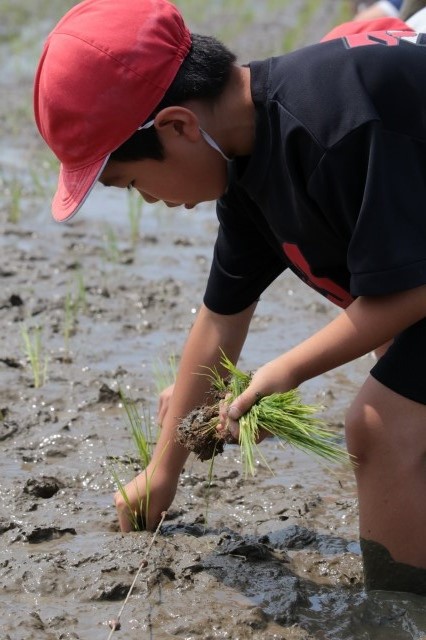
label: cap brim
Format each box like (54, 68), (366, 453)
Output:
(52, 155), (110, 222)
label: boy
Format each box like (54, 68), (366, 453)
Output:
(34, 0), (426, 593)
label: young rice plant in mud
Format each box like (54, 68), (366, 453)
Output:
(111, 391), (170, 531)
(110, 390), (156, 531)
(20, 324), (48, 388)
(153, 353), (178, 397)
(126, 187), (143, 246)
(111, 357), (177, 530)
(177, 353), (350, 476)
(103, 224), (120, 263)
(7, 178), (23, 224)
(63, 271), (87, 353)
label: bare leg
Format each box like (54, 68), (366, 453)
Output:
(373, 339), (393, 360)
(345, 375), (426, 592)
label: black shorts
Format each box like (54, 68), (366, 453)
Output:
(370, 317), (426, 405)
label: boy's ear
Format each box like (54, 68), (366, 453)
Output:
(153, 106), (201, 141)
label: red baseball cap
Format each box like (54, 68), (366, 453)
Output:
(34, 0), (191, 222)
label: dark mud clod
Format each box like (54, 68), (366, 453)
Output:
(176, 404), (225, 461)
(23, 476), (64, 499)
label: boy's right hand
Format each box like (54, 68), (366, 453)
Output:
(157, 383), (175, 426)
(114, 462), (179, 532)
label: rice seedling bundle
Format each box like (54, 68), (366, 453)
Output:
(177, 354), (350, 475)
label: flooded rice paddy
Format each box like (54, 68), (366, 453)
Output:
(1, 1), (426, 638)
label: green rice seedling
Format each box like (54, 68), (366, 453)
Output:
(103, 225), (120, 263)
(63, 291), (73, 353)
(120, 389), (154, 470)
(110, 390), (163, 530)
(29, 166), (48, 198)
(127, 188), (143, 245)
(63, 271), (87, 351)
(74, 270), (87, 311)
(215, 353), (349, 475)
(110, 469), (141, 531)
(21, 324), (48, 388)
(153, 353), (178, 397)
(7, 179), (22, 224)
(178, 352), (350, 477)
(112, 446), (169, 531)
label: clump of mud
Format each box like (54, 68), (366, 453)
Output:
(177, 387), (235, 461)
(177, 404), (225, 461)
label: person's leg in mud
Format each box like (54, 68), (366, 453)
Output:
(345, 328), (426, 594)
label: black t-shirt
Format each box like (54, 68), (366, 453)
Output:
(204, 29), (426, 314)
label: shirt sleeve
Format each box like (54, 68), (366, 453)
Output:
(309, 122), (426, 297)
(203, 183), (287, 315)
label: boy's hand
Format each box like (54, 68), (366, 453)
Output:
(114, 463), (179, 532)
(219, 359), (297, 441)
(157, 383), (175, 426)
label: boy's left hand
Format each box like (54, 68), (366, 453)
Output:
(218, 358), (298, 441)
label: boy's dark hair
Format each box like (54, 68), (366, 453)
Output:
(110, 33), (236, 162)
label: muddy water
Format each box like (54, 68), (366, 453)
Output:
(1, 1), (426, 639)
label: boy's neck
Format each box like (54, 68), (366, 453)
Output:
(189, 65), (255, 159)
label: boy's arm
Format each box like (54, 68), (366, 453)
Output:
(115, 301), (257, 531)
(226, 285), (426, 430)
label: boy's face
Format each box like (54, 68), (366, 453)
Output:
(99, 121), (229, 209)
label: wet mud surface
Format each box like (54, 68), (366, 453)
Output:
(1, 1), (426, 639)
